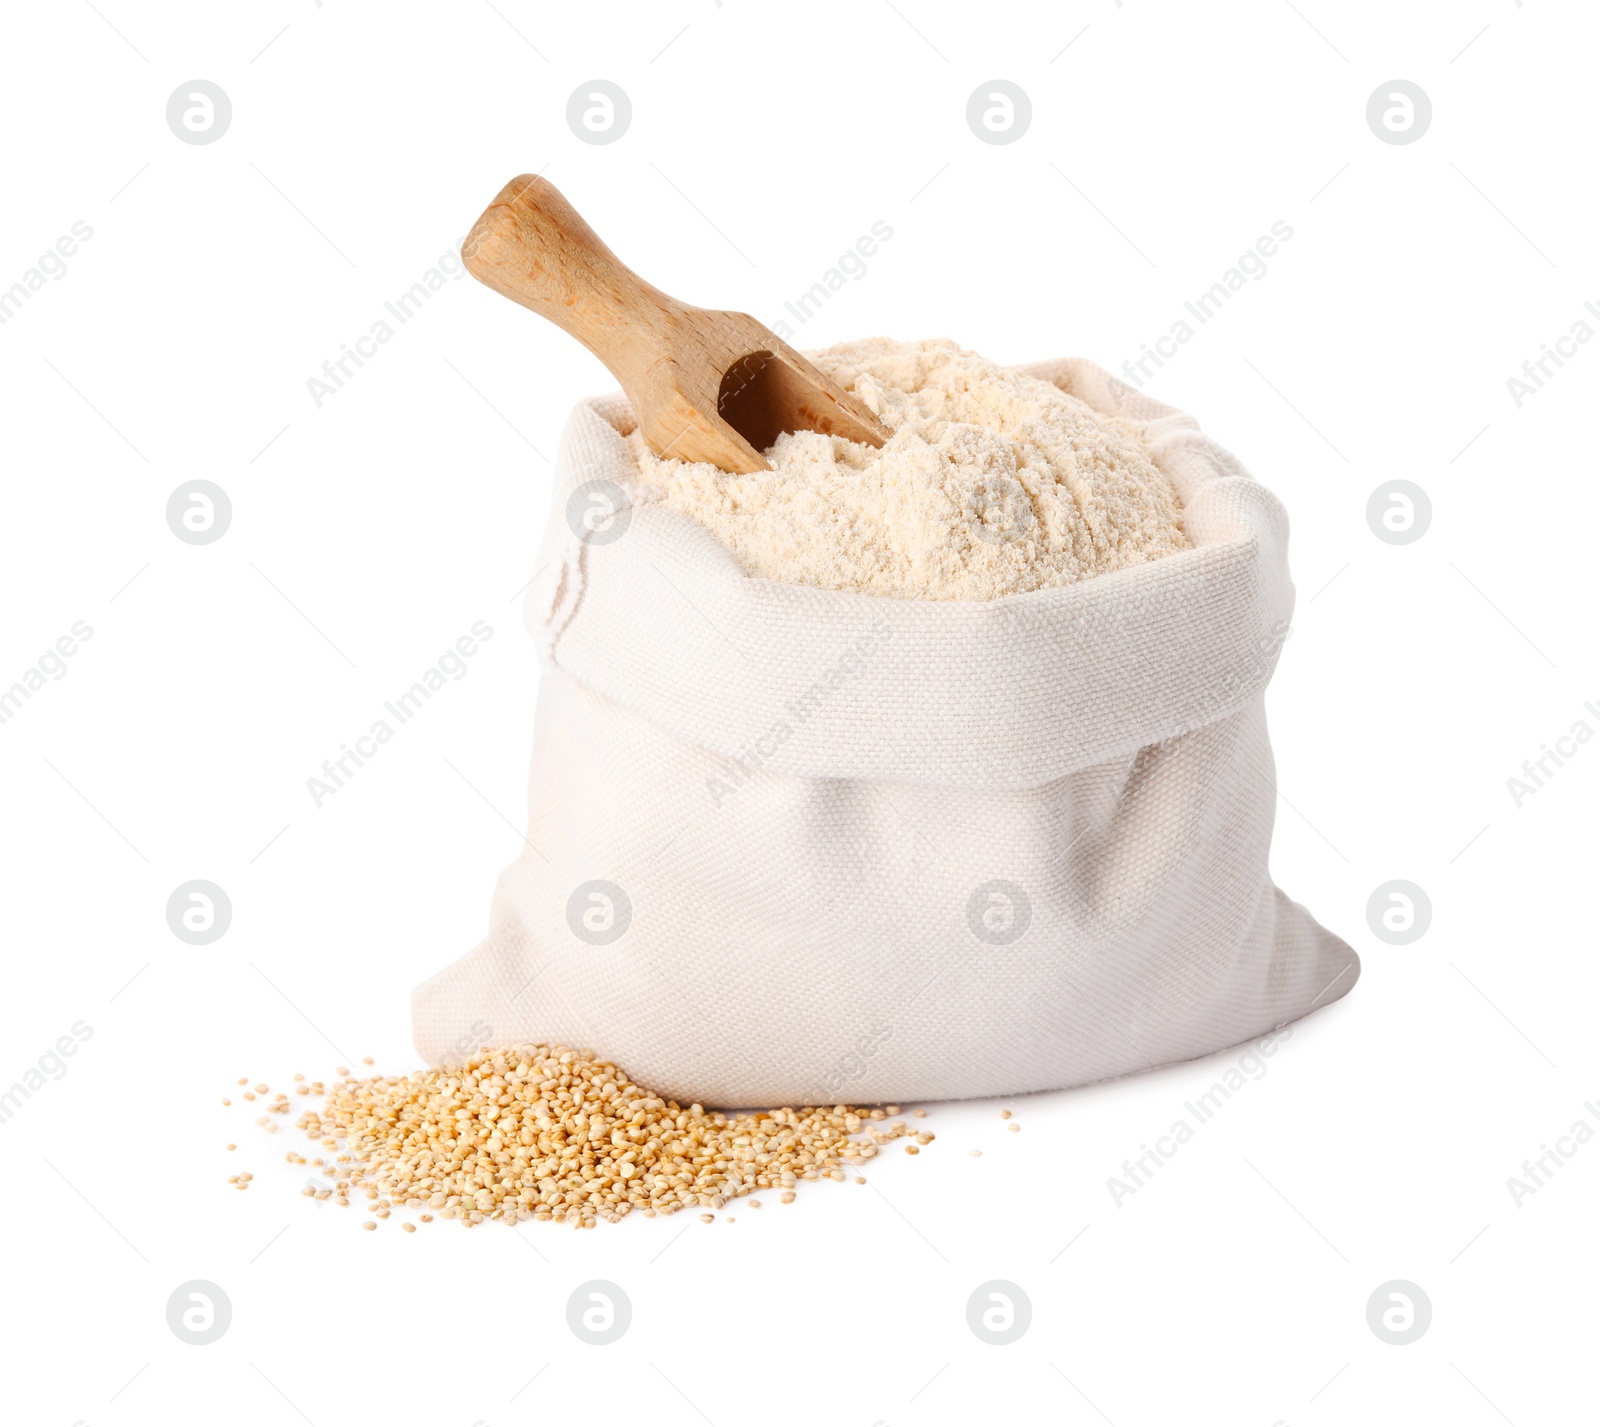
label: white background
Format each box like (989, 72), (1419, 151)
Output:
(2, 1), (1596, 1423)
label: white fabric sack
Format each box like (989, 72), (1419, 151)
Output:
(414, 357), (1358, 1105)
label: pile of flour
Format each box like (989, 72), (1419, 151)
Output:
(629, 338), (1188, 601)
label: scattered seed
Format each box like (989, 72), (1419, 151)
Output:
(255, 1083), (268, 1094)
(255, 1044), (910, 1230)
(362, 1057), (374, 1066)
(855, 1176), (866, 1185)
(335, 1066), (349, 1077)
(913, 1108), (927, 1118)
(749, 1200), (761, 1209)
(1008, 1123), (1020, 1133)
(700, 1214), (714, 1224)
(362, 1221), (377, 1231)
(237, 1078), (248, 1086)
(226, 1144), (236, 1151)
(969, 1149), (982, 1157)
(402, 1222), (416, 1233)
(1000, 1109), (1012, 1120)
(221, 1098), (231, 1107)
(905, 1145), (919, 1155)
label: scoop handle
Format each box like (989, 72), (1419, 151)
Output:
(462, 175), (674, 380)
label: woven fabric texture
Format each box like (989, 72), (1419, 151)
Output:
(413, 358), (1358, 1105)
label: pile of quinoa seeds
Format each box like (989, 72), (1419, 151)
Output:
(227, 1044), (933, 1230)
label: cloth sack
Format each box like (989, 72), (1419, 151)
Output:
(413, 357), (1358, 1105)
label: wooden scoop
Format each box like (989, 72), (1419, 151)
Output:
(463, 175), (893, 474)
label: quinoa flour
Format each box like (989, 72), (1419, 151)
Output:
(629, 337), (1189, 600)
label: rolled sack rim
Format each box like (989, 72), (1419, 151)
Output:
(520, 357), (1298, 789)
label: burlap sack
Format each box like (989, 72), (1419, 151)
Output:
(413, 357), (1357, 1104)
